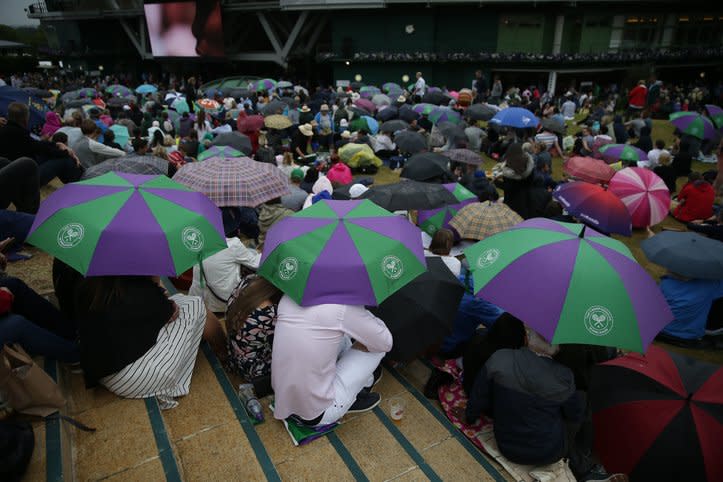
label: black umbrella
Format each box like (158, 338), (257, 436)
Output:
(348, 106), (372, 118)
(370, 257), (464, 361)
(211, 132), (253, 155)
(350, 82), (364, 90)
(376, 106), (398, 122)
(401, 152), (453, 183)
(380, 119), (409, 134)
(63, 99), (92, 108)
(360, 180), (458, 211)
(541, 117), (566, 135)
(641, 231), (723, 280)
(398, 105), (420, 123)
(465, 104), (497, 122)
(279, 96), (296, 106)
(23, 87), (52, 98)
(438, 122), (467, 143)
(261, 100), (286, 116)
(440, 148), (484, 165)
(394, 131), (427, 154)
(422, 91), (451, 106)
(82, 155), (170, 179)
(107, 97), (133, 107)
(227, 88), (251, 99)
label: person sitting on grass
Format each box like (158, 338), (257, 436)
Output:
(686, 209), (723, 242)
(225, 275), (283, 397)
(271, 295), (392, 426)
(424, 228), (461, 277)
(672, 172), (715, 223)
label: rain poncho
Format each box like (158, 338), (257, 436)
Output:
(338, 143), (382, 169)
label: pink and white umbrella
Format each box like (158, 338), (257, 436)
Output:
(608, 167), (670, 228)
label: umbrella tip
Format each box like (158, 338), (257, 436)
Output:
(579, 225), (586, 238)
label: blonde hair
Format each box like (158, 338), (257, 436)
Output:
(658, 152), (672, 166)
(282, 152), (294, 166)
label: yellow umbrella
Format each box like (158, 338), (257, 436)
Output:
(264, 114), (293, 130)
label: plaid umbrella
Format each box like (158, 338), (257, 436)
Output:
(173, 156), (290, 207)
(669, 112), (717, 140)
(253, 79), (277, 92)
(563, 156), (616, 184)
(105, 84), (132, 97)
(599, 144), (648, 164)
(259, 199), (426, 306)
(380, 119), (409, 134)
(211, 132), (252, 155)
(413, 103), (437, 116)
(26, 172), (226, 276)
(449, 201), (522, 240)
(197, 146), (243, 161)
(82, 155), (169, 180)
(394, 131), (427, 154)
(429, 108), (462, 125)
(441, 148), (483, 165)
(264, 114), (293, 130)
(704, 104), (723, 129)
(417, 183), (477, 235)
(238, 115), (265, 133)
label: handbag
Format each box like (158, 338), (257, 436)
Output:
(0, 344), (65, 417)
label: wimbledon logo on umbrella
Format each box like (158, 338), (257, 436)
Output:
(584, 306), (614, 336)
(278, 257), (299, 281)
(477, 248), (500, 269)
(381, 255), (404, 280)
(57, 223), (85, 248)
(181, 227), (204, 252)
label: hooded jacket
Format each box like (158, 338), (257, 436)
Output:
(466, 347), (582, 465)
(257, 203), (294, 246)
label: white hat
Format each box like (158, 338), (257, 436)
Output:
(122, 105), (131, 110)
(397, 95), (406, 103)
(340, 130), (351, 139)
(349, 183), (369, 198)
(299, 123), (313, 136)
(152, 120), (160, 127)
(340, 118), (349, 128)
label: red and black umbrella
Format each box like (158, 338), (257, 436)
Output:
(591, 345), (722, 482)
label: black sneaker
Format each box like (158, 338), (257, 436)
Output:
(581, 464), (628, 482)
(423, 368), (453, 399)
(365, 366), (382, 390)
(347, 391), (381, 414)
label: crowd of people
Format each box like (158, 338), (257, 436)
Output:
(0, 68), (721, 482)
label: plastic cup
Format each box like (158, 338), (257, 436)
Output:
(388, 396), (407, 425)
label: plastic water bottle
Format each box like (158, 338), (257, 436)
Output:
(238, 383), (264, 422)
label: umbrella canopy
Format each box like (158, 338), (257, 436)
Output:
(609, 167), (670, 228)
(64, 98), (92, 109)
(437, 122), (467, 143)
(563, 156), (616, 184)
(276, 80), (293, 90)
(348, 105), (372, 118)
(252, 79), (277, 92)
(465, 218), (672, 351)
(398, 105), (420, 122)
(553, 182), (632, 236)
(109, 124), (130, 149)
(490, 107), (540, 129)
(76, 88), (99, 99)
(541, 117), (566, 135)
(704, 104), (723, 129)
(422, 91), (450, 106)
(354, 98), (376, 114)
(413, 103), (436, 116)
(196, 98), (222, 114)
(0, 86), (48, 129)
(107, 97), (135, 108)
(448, 201), (522, 240)
(370, 257), (465, 361)
(417, 183), (478, 235)
(238, 115), (265, 133)
(196, 145), (243, 161)
(465, 103), (497, 122)
(669, 112), (717, 140)
(211, 132), (252, 155)
(376, 106), (399, 122)
(380, 119), (409, 134)
(26, 172), (226, 276)
(171, 97), (190, 114)
(382, 82), (401, 94)
(264, 114), (293, 130)
(23, 87), (53, 98)
(261, 99), (287, 116)
(440, 148), (483, 165)
(173, 156), (290, 207)
(135, 84), (157, 94)
(81, 155), (169, 180)
(372, 93), (391, 106)
(394, 131), (427, 154)
(61, 89), (81, 102)
(599, 144), (648, 163)
(429, 108), (462, 125)
(591, 345), (723, 482)
(228, 88), (251, 99)
(359, 86), (381, 99)
(349, 115), (379, 135)
(105, 84), (132, 97)
(401, 152), (453, 183)
(259, 199), (426, 306)
(641, 231), (723, 280)
(360, 180), (459, 211)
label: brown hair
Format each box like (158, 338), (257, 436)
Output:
(81, 119), (99, 135)
(227, 277), (282, 333)
(429, 228), (454, 256)
(7, 102), (29, 126)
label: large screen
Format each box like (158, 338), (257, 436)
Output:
(144, 1), (225, 57)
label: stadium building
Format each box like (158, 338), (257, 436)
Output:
(26, 0), (723, 91)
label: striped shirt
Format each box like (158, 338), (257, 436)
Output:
(535, 132), (558, 149)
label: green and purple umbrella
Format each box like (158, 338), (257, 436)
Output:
(465, 218), (672, 352)
(252, 78), (277, 92)
(599, 144), (648, 164)
(383, 82), (402, 94)
(26, 172), (226, 277)
(669, 112), (717, 140)
(105, 84), (132, 97)
(429, 107), (462, 125)
(417, 183), (477, 236)
(413, 103), (436, 116)
(349, 115), (379, 135)
(76, 88), (98, 99)
(704, 104), (723, 129)
(259, 200), (426, 306)
(196, 145), (243, 161)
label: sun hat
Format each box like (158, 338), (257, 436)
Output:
(300, 105), (311, 113)
(397, 95), (406, 103)
(299, 123), (313, 136)
(290, 168), (304, 181)
(339, 118), (349, 128)
(340, 130), (351, 139)
(349, 183), (369, 198)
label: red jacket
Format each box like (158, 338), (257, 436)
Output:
(674, 181), (715, 222)
(628, 85), (648, 109)
(0, 289), (13, 315)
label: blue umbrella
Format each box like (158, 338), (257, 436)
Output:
(490, 107), (540, 129)
(135, 84), (158, 94)
(641, 231), (723, 280)
(0, 86), (48, 129)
